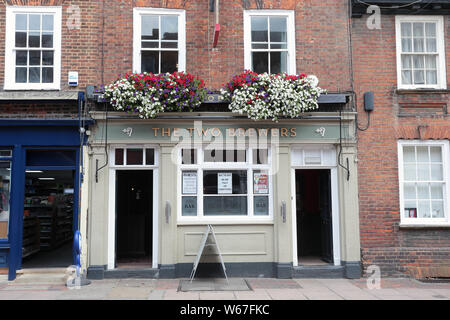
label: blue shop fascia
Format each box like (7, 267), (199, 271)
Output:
(0, 91), (93, 280)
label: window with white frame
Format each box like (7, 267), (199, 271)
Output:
(112, 147), (157, 167)
(244, 10), (295, 74)
(4, 6), (61, 90)
(179, 146), (272, 220)
(398, 140), (450, 225)
(133, 8), (186, 74)
(396, 16), (446, 89)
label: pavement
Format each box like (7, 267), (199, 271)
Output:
(0, 273), (450, 300)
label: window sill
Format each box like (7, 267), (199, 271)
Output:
(396, 88), (449, 95)
(399, 223), (450, 229)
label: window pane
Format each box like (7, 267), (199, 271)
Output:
(402, 70), (412, 85)
(426, 71), (437, 85)
(401, 22), (412, 37)
(413, 22), (424, 37)
(161, 15), (178, 40)
(203, 170), (247, 195)
(252, 43), (268, 49)
(42, 15), (54, 31)
(161, 41), (177, 48)
(251, 16), (268, 42)
(182, 171), (197, 194)
(270, 17), (287, 43)
(426, 38), (436, 52)
(29, 14), (41, 31)
(403, 146), (415, 162)
(430, 147), (442, 162)
(29, 32), (40, 47)
(42, 51), (53, 65)
(418, 200), (431, 218)
(141, 51), (159, 73)
(254, 196), (269, 216)
(413, 38), (424, 52)
(115, 148), (124, 165)
(15, 14), (27, 30)
(253, 170), (269, 194)
(416, 146), (429, 162)
(204, 149), (246, 163)
(413, 70), (425, 85)
(403, 183), (416, 200)
(417, 164), (430, 181)
(126, 149), (143, 165)
(270, 51), (287, 74)
(29, 67), (40, 83)
(142, 15), (159, 40)
(0, 151), (12, 157)
(182, 196), (197, 216)
(253, 149), (268, 164)
(42, 32), (53, 48)
(270, 43), (287, 49)
(401, 55), (411, 69)
(182, 149), (197, 165)
(145, 149), (155, 165)
(142, 41), (158, 48)
(16, 67), (27, 83)
(403, 164), (416, 181)
(16, 51), (27, 65)
(430, 183), (443, 200)
(431, 201), (444, 218)
(413, 55), (424, 69)
(417, 183), (430, 199)
(42, 67), (53, 83)
(402, 38), (412, 52)
(0, 161), (11, 239)
(425, 23), (436, 37)
(15, 32), (27, 47)
(252, 52), (268, 74)
(430, 164), (443, 181)
(404, 201), (417, 218)
(161, 51), (178, 73)
(29, 51), (41, 65)
(204, 196), (247, 216)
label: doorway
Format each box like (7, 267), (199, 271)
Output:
(295, 169), (333, 265)
(115, 170), (153, 268)
(22, 170), (75, 268)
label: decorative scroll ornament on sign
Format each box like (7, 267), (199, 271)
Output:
(122, 127), (133, 137)
(315, 127), (326, 137)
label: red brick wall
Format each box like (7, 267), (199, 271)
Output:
(352, 13), (450, 278)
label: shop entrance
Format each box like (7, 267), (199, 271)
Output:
(115, 170), (153, 268)
(22, 170), (75, 268)
(295, 169), (333, 265)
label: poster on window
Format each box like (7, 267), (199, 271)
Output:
(218, 173), (233, 194)
(253, 173), (269, 194)
(182, 172), (197, 195)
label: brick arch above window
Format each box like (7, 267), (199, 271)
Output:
(4, 0), (65, 5)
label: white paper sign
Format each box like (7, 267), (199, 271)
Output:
(182, 172), (197, 194)
(218, 173), (232, 194)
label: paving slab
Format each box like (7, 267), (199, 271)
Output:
(164, 289), (200, 300)
(247, 278), (302, 289)
(266, 289), (308, 300)
(233, 289), (272, 300)
(179, 278), (250, 292)
(395, 288), (447, 300)
(106, 286), (153, 300)
(148, 289), (165, 300)
(199, 291), (236, 300)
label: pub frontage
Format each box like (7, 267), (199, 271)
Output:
(84, 95), (361, 279)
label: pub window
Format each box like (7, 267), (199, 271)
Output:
(179, 147), (272, 219)
(4, 7), (61, 90)
(244, 10), (295, 74)
(133, 8), (186, 74)
(113, 147), (156, 166)
(398, 140), (450, 225)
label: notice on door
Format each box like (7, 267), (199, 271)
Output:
(254, 173), (268, 194)
(218, 173), (232, 194)
(182, 172), (197, 194)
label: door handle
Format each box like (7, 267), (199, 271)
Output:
(281, 201), (286, 223)
(165, 201), (171, 224)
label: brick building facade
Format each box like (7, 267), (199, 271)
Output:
(351, 1), (450, 278)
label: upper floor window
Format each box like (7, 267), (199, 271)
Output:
(398, 140), (450, 226)
(4, 6), (61, 90)
(133, 8), (186, 74)
(396, 16), (446, 90)
(244, 10), (296, 74)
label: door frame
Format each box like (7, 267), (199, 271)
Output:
(107, 145), (159, 269)
(290, 146), (341, 267)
